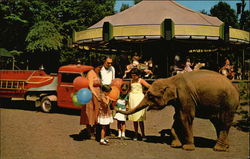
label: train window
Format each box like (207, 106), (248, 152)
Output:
(61, 73), (81, 83)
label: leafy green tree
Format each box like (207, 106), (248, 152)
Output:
(0, 0), (115, 69)
(120, 4), (130, 12)
(0, 0), (31, 51)
(26, 21), (63, 52)
(210, 2), (239, 28)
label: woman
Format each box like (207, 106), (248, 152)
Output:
(128, 68), (151, 141)
(80, 60), (103, 139)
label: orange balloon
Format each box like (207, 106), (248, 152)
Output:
(111, 78), (123, 90)
(108, 86), (120, 101)
(73, 76), (89, 90)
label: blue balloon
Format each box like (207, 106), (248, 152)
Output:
(76, 88), (92, 105)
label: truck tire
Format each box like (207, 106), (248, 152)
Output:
(41, 97), (53, 113)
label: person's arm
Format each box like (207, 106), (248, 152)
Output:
(87, 70), (100, 101)
(123, 65), (132, 78)
(140, 78), (151, 88)
(125, 95), (129, 110)
(100, 67), (104, 83)
(112, 66), (115, 80)
(101, 95), (110, 105)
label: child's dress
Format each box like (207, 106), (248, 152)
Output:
(98, 93), (113, 125)
(114, 94), (128, 121)
(184, 61), (192, 72)
(128, 78), (146, 121)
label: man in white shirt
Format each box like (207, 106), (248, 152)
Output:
(100, 56), (115, 85)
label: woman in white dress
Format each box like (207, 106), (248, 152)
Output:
(128, 68), (151, 141)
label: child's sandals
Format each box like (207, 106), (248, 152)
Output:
(100, 140), (109, 145)
(100, 138), (109, 145)
(104, 138), (109, 143)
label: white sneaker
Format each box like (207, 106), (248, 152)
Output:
(104, 138), (109, 143)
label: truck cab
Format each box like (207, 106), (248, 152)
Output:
(56, 64), (93, 110)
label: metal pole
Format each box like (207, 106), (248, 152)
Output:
(240, 0), (246, 29)
(12, 57), (15, 70)
(166, 55), (169, 77)
(216, 52), (219, 67)
(242, 48), (245, 79)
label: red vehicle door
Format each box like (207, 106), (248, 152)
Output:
(57, 72), (81, 109)
(56, 64), (93, 109)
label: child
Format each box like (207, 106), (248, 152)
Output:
(98, 85), (113, 145)
(128, 68), (151, 141)
(184, 57), (193, 72)
(113, 83), (129, 139)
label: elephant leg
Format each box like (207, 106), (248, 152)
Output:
(210, 115), (232, 151)
(179, 111), (195, 151)
(171, 111), (195, 151)
(210, 118), (220, 138)
(214, 129), (230, 151)
(170, 120), (182, 148)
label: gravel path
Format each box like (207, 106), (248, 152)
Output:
(0, 102), (249, 159)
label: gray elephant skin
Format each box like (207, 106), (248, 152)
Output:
(119, 70), (239, 151)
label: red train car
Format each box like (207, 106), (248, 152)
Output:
(0, 64), (93, 112)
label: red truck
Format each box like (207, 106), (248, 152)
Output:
(0, 64), (93, 112)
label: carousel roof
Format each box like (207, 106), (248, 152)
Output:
(73, 0), (249, 45)
(89, 0), (222, 28)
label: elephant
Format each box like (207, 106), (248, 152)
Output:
(118, 70), (239, 151)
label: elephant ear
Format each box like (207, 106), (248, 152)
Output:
(162, 85), (177, 105)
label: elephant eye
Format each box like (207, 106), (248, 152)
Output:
(147, 92), (154, 100)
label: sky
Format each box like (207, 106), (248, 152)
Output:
(114, 0), (250, 14)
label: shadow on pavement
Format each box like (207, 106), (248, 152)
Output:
(69, 127), (216, 148)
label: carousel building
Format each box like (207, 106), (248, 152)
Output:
(73, 0), (250, 78)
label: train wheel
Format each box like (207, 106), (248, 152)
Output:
(41, 97), (53, 113)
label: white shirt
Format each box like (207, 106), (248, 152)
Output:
(100, 66), (115, 85)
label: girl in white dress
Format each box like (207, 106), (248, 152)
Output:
(98, 85), (113, 145)
(128, 68), (151, 141)
(114, 83), (129, 139)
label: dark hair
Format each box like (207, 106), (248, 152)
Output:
(130, 68), (141, 76)
(102, 56), (112, 64)
(121, 83), (129, 91)
(101, 84), (112, 92)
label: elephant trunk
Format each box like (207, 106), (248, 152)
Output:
(117, 99), (148, 115)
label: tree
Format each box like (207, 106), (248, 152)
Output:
(26, 21), (63, 52)
(120, 4), (130, 12)
(210, 2), (239, 28)
(200, 9), (209, 15)
(0, 0), (115, 69)
(0, 0), (31, 51)
(25, 21), (63, 72)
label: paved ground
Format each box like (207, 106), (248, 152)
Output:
(0, 101), (249, 159)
